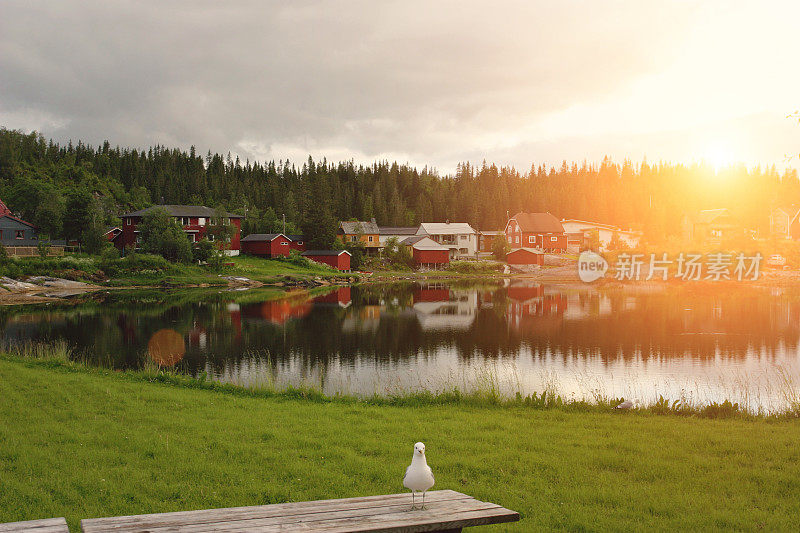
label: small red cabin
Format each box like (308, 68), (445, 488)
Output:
(241, 233), (293, 257)
(301, 250), (351, 271)
(401, 236), (450, 269)
(504, 212), (567, 252)
(506, 248), (544, 265)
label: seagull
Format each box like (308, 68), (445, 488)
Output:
(615, 399), (639, 410)
(403, 442), (435, 510)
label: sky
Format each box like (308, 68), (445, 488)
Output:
(1, 0), (798, 175)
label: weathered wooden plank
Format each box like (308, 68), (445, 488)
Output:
(133, 500), (505, 532)
(80, 491), (520, 533)
(0, 517), (68, 533)
(81, 491), (470, 531)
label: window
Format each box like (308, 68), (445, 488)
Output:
(351, 235), (358, 242)
(208, 234), (215, 242)
(198, 217), (206, 225)
(460, 235), (467, 240)
(368, 236), (373, 242)
(550, 236), (558, 242)
(126, 218), (131, 226)
(280, 242), (289, 246)
(297, 241), (303, 245)
(15, 230), (24, 240)
(515, 236), (519, 244)
(529, 236), (534, 244)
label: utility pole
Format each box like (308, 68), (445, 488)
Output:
(282, 213), (286, 234)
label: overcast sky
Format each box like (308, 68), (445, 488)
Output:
(1, 0), (798, 174)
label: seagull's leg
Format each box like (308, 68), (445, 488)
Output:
(421, 491), (426, 510)
(411, 491), (415, 511)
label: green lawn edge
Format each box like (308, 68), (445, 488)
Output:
(1, 358), (799, 531)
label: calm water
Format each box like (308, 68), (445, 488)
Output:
(2, 281), (799, 412)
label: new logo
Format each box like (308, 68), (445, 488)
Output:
(578, 251), (608, 282)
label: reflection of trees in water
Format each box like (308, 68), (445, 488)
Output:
(1, 284), (798, 372)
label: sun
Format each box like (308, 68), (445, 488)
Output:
(704, 142), (734, 173)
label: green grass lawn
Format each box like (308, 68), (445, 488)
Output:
(1, 360), (799, 531)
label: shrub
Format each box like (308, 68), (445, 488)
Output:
(446, 260), (503, 274)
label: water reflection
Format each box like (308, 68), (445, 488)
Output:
(1, 281), (799, 412)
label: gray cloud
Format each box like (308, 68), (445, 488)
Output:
(1, 0), (796, 173)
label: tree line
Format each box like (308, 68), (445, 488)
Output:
(0, 128), (798, 249)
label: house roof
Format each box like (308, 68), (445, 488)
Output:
(302, 250), (351, 256)
(695, 208), (729, 224)
(418, 222), (476, 235)
(0, 197), (36, 228)
(339, 220), (379, 234)
(561, 219), (642, 236)
(378, 226), (419, 235)
(507, 247), (543, 255)
(241, 233), (287, 242)
(285, 234), (305, 242)
(479, 230), (504, 236)
(509, 212), (564, 233)
(401, 236), (449, 250)
(0, 213), (36, 229)
(121, 205), (243, 218)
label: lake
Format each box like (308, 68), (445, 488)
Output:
(2, 280), (799, 413)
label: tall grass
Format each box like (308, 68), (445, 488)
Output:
(3, 342), (800, 419)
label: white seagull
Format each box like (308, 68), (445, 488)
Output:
(403, 442), (435, 510)
(615, 399), (639, 410)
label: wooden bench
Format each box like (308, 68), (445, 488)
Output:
(80, 490), (519, 532)
(0, 518), (68, 532)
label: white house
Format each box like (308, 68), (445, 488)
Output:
(416, 222), (477, 259)
(560, 219), (642, 250)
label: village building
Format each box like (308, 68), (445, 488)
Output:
(240, 233), (293, 258)
(378, 226), (419, 246)
(682, 208), (741, 243)
(337, 220), (381, 251)
(103, 227), (122, 243)
(284, 234), (307, 253)
(506, 248), (544, 266)
(301, 249), (352, 271)
(504, 212), (567, 252)
(400, 235), (450, 269)
(478, 230), (504, 256)
(416, 222), (477, 259)
(0, 198), (65, 255)
(560, 219), (642, 250)
(118, 205), (243, 255)
(769, 206), (800, 240)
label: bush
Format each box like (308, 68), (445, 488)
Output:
(445, 260), (503, 274)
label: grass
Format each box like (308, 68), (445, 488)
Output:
(1, 357), (800, 531)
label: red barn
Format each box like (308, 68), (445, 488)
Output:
(285, 234), (307, 253)
(401, 236), (450, 269)
(241, 233), (293, 257)
(504, 212), (567, 252)
(118, 205), (242, 255)
(301, 250), (351, 271)
(506, 248), (544, 265)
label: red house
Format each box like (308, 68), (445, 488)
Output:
(506, 248), (544, 265)
(301, 250), (351, 271)
(241, 233), (293, 257)
(401, 236), (450, 269)
(118, 205), (243, 255)
(504, 212), (567, 252)
(285, 234), (307, 253)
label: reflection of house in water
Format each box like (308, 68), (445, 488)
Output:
(562, 292), (613, 321)
(341, 305), (382, 333)
(412, 284), (478, 331)
(312, 287), (352, 308)
(506, 283), (567, 334)
(188, 323), (208, 349)
(241, 296), (312, 325)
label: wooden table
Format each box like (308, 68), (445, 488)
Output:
(0, 518), (68, 532)
(80, 490), (519, 532)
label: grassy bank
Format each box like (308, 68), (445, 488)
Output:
(1, 358), (799, 531)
